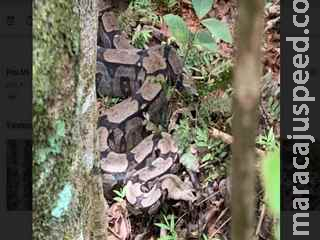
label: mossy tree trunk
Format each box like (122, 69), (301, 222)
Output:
(33, 0), (108, 239)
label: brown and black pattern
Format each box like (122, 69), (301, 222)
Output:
(96, 45), (183, 98)
(96, 6), (185, 213)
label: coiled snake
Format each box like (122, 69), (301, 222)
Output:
(96, 7), (193, 214)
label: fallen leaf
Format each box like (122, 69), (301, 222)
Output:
(108, 201), (131, 240)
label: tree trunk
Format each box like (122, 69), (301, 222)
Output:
(33, 0), (108, 239)
(231, 0), (264, 239)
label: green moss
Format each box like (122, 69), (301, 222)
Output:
(33, 1), (106, 239)
(32, 1), (82, 239)
(51, 183), (73, 218)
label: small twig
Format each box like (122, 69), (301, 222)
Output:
(209, 127), (266, 158)
(204, 206), (228, 232)
(192, 76), (206, 80)
(209, 216), (231, 239)
(214, 208), (229, 228)
(176, 212), (188, 226)
(195, 191), (219, 206)
(255, 204), (266, 236)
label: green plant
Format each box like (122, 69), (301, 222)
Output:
(154, 214), (178, 240)
(119, 0), (160, 35)
(113, 186), (128, 202)
(163, 0), (232, 55)
(129, 0), (151, 9)
(195, 127), (227, 164)
(159, 0), (178, 9)
(267, 95), (280, 120)
(183, 54), (232, 97)
(104, 96), (121, 108)
(257, 128), (279, 151)
(199, 93), (231, 125)
(174, 117), (192, 152)
(132, 25), (152, 48)
(180, 147), (199, 172)
(195, 127), (211, 148)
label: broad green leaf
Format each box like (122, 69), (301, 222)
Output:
(180, 149), (199, 172)
(192, 0), (214, 19)
(202, 153), (212, 162)
(163, 14), (190, 47)
(194, 31), (218, 52)
(262, 147), (280, 217)
(201, 18), (233, 44)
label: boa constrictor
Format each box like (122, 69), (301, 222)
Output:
(96, 7), (187, 213)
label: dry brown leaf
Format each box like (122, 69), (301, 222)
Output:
(108, 201), (131, 240)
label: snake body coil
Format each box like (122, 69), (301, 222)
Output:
(96, 7), (186, 213)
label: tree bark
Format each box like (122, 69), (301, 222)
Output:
(33, 0), (107, 239)
(231, 0), (264, 240)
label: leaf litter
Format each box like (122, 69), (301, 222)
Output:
(104, 0), (280, 239)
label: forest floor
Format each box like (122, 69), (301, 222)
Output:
(102, 0), (280, 239)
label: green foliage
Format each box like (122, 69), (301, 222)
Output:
(194, 31), (217, 52)
(163, 0), (232, 53)
(192, 0), (214, 19)
(104, 96), (121, 108)
(267, 95), (280, 120)
(195, 128), (227, 164)
(257, 128), (279, 151)
(159, 0), (178, 9)
(161, 78), (176, 98)
(132, 25), (152, 48)
(198, 92), (232, 125)
(174, 117), (191, 152)
(163, 14), (191, 47)
(195, 127), (211, 148)
(180, 148), (199, 172)
(201, 18), (233, 44)
(129, 0), (151, 9)
(119, 1), (160, 35)
(113, 186), (128, 202)
(155, 214), (178, 240)
(261, 147), (280, 240)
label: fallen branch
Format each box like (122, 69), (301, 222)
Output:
(255, 204), (266, 236)
(209, 216), (231, 239)
(209, 127), (266, 159)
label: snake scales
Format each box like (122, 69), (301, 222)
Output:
(96, 6), (192, 214)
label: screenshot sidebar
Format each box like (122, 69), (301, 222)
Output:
(0, 1), (32, 238)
